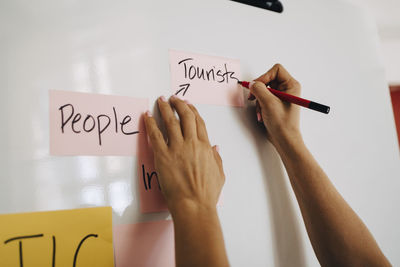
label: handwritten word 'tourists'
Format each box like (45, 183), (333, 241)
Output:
(178, 58), (239, 84)
(59, 104), (139, 145)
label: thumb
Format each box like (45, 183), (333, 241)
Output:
(212, 145), (223, 167)
(249, 81), (277, 110)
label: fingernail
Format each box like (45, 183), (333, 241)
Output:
(248, 93), (255, 100)
(249, 81), (256, 89)
(160, 96), (167, 102)
(184, 99), (191, 105)
(256, 112), (262, 122)
(171, 95), (183, 100)
(215, 145), (220, 153)
(146, 111), (152, 117)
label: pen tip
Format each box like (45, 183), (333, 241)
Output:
(237, 81), (242, 84)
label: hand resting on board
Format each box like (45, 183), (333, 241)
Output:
(144, 95), (228, 267)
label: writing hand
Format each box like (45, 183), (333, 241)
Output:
(249, 64), (303, 150)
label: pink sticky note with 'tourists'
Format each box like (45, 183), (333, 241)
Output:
(113, 220), (175, 267)
(49, 90), (148, 156)
(169, 50), (243, 106)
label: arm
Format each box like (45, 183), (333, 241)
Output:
(144, 96), (229, 267)
(249, 64), (391, 267)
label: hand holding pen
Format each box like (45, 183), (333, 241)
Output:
(240, 64), (311, 148)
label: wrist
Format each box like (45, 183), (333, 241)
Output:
(274, 131), (306, 159)
(169, 200), (218, 221)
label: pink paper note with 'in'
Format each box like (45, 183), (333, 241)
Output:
(137, 117), (168, 213)
(49, 90), (148, 156)
(169, 50), (243, 107)
(113, 220), (175, 267)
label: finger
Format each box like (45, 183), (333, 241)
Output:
(144, 111), (168, 152)
(256, 101), (262, 123)
(255, 63), (301, 96)
(169, 95), (197, 140)
(255, 63), (292, 85)
(249, 81), (277, 112)
(157, 96), (183, 145)
(187, 103), (210, 144)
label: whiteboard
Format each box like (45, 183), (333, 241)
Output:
(1, 0), (399, 266)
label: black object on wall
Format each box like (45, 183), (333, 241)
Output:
(230, 0), (284, 13)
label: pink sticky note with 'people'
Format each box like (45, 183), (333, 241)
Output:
(113, 220), (175, 267)
(169, 49), (243, 106)
(49, 90), (148, 156)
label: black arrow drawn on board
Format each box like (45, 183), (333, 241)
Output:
(175, 83), (190, 96)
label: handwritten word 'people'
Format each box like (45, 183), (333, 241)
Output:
(59, 104), (139, 145)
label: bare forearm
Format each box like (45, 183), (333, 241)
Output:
(275, 135), (390, 267)
(171, 203), (229, 267)
(246, 64), (390, 266)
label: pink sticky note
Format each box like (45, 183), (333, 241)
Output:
(49, 90), (148, 156)
(169, 50), (243, 106)
(113, 220), (175, 267)
(137, 118), (168, 213)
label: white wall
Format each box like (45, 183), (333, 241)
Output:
(381, 39), (400, 85)
(349, 0), (400, 84)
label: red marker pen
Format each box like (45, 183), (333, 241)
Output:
(239, 81), (330, 114)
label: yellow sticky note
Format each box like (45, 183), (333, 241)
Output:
(0, 207), (114, 267)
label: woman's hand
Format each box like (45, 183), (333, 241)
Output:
(145, 96), (229, 267)
(249, 64), (303, 150)
(144, 95), (225, 215)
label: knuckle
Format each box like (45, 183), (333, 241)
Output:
(149, 130), (162, 140)
(183, 112), (195, 121)
(273, 63), (282, 69)
(155, 150), (169, 162)
(190, 105), (198, 112)
(197, 116), (206, 126)
(192, 109), (200, 117)
(184, 136), (197, 145)
(294, 80), (301, 89)
(167, 117), (179, 127)
(159, 101), (169, 109)
(290, 80), (301, 93)
(173, 100), (183, 108)
(193, 110), (202, 119)
(253, 81), (265, 91)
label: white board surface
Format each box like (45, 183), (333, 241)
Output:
(1, 0), (399, 266)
